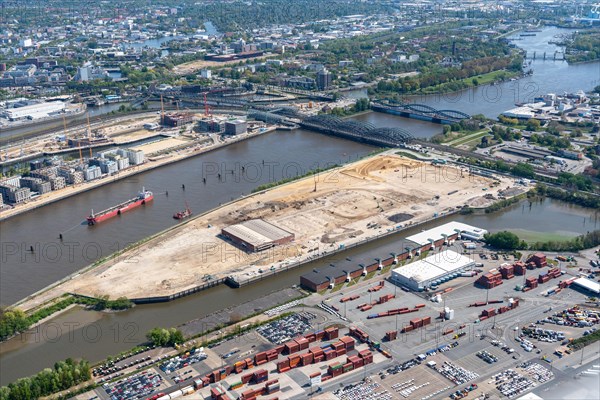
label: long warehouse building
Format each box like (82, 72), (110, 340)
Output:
(300, 221), (486, 292)
(221, 218), (295, 252)
(390, 249), (476, 291)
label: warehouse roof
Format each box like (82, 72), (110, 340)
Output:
(392, 249), (475, 284)
(301, 237), (420, 285)
(405, 222), (487, 246)
(222, 219), (294, 247)
(573, 277), (600, 294)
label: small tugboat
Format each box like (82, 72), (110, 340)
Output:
(173, 202), (192, 220)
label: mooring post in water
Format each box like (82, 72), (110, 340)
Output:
(166, 191), (169, 196)
(59, 233), (63, 240)
(182, 184), (185, 190)
(30, 245), (34, 252)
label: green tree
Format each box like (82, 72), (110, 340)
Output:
(511, 163), (535, 179)
(484, 231), (525, 250)
(525, 118), (541, 131)
(147, 327), (171, 346)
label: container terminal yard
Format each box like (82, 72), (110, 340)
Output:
(69, 228), (600, 400)
(17, 153), (519, 311)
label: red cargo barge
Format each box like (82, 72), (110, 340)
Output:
(87, 188), (153, 225)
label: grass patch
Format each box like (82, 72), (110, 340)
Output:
(331, 283), (345, 292)
(508, 229), (578, 243)
(395, 151), (422, 160)
(364, 271), (377, 280)
(380, 265), (393, 274)
(347, 279), (359, 287)
(451, 131), (490, 147)
(569, 329), (600, 351)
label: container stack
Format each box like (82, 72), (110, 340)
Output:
(324, 327), (339, 340)
(513, 261), (527, 275)
(499, 264), (514, 279)
(348, 327), (369, 342)
(526, 276), (538, 289)
(476, 269), (503, 289)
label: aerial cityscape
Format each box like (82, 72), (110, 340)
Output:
(0, 1), (599, 399)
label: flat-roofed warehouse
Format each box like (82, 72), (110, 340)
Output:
(221, 219), (295, 252)
(391, 249), (476, 291)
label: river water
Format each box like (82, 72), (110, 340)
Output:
(2, 26), (600, 385)
(405, 27), (600, 118)
(0, 129), (375, 306)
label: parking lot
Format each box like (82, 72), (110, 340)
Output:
(256, 312), (317, 344)
(159, 348), (208, 376)
(334, 378), (391, 400)
(374, 363), (453, 400)
(101, 369), (168, 400)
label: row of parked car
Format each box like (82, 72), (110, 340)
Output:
(103, 370), (162, 400)
(159, 348), (207, 374)
(476, 350), (498, 364)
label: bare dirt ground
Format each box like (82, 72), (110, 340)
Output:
(173, 54), (277, 75)
(18, 154), (517, 308)
(130, 137), (190, 154)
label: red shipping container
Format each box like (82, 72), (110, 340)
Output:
(284, 341), (300, 354)
(301, 353), (314, 366)
(295, 337), (309, 350)
(422, 316), (432, 325)
(325, 327), (339, 340)
(309, 346), (324, 357)
(288, 355), (301, 368)
(314, 354), (324, 363)
(274, 345), (285, 354)
(336, 347), (347, 356)
(305, 333), (316, 343)
(415, 303), (425, 308)
(242, 373), (253, 383)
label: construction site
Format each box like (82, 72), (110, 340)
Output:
(19, 153), (520, 308)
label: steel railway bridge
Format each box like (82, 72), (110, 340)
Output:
(299, 115), (414, 147)
(372, 100), (470, 124)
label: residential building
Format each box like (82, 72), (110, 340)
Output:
(316, 69), (332, 90)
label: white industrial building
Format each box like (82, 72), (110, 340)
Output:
(391, 249), (476, 291)
(1, 101), (66, 121)
(405, 221), (488, 247)
(572, 277), (600, 295)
